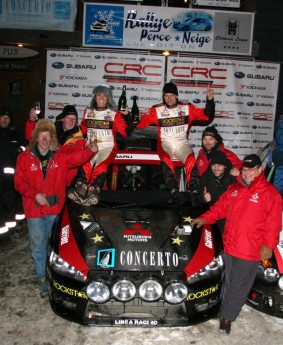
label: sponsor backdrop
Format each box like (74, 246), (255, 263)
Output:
(83, 3), (254, 56)
(45, 50), (280, 159)
(0, 0), (77, 31)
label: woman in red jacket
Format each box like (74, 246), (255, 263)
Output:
(192, 154), (282, 335)
(15, 119), (97, 298)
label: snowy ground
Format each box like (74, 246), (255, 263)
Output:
(1, 223), (283, 345)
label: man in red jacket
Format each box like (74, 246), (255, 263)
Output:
(189, 126), (242, 205)
(191, 154), (282, 335)
(15, 119), (98, 298)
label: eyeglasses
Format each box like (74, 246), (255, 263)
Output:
(240, 166), (260, 173)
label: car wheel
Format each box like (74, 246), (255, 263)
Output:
(205, 26), (211, 31)
(182, 26), (190, 31)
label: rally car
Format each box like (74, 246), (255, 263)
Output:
(46, 136), (223, 326)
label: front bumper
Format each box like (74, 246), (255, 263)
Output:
(47, 270), (221, 326)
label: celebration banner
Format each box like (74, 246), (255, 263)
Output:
(83, 3), (254, 56)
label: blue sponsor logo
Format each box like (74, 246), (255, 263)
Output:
(252, 125), (257, 129)
(171, 59), (177, 63)
(237, 112), (241, 115)
(52, 62), (64, 69)
(212, 123), (218, 127)
(214, 61), (221, 65)
(233, 131), (239, 134)
(256, 64), (262, 69)
(232, 145), (239, 149)
(48, 115), (55, 120)
(72, 92), (81, 97)
(253, 139), (257, 143)
(95, 55), (102, 59)
(190, 129), (196, 133)
(226, 92), (234, 97)
(234, 71), (245, 79)
(139, 57), (146, 61)
(50, 53), (57, 57)
(49, 83), (57, 88)
(54, 1), (71, 20)
(191, 144), (196, 148)
(247, 102), (254, 106)
(193, 99), (201, 104)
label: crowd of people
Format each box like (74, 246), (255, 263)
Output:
(1, 82), (282, 334)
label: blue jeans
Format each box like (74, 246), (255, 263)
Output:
(27, 215), (58, 281)
(273, 165), (283, 195)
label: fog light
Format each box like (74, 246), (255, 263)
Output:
(278, 276), (283, 290)
(112, 280), (136, 301)
(164, 282), (188, 304)
(86, 282), (110, 303)
(264, 268), (279, 282)
(139, 279), (163, 302)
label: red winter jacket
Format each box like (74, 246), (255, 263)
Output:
(200, 172), (282, 261)
(196, 142), (242, 176)
(14, 145), (95, 218)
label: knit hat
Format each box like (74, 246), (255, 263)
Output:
(56, 105), (78, 121)
(162, 82), (178, 96)
(90, 84), (116, 110)
(0, 107), (12, 118)
(210, 151), (231, 167)
(242, 154), (262, 168)
(202, 126), (222, 142)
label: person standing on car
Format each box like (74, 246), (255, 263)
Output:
(68, 84), (133, 205)
(191, 154), (282, 335)
(14, 119), (98, 298)
(134, 82), (215, 203)
(189, 126), (242, 206)
(0, 107), (26, 228)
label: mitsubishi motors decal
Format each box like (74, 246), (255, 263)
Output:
(83, 3), (253, 56)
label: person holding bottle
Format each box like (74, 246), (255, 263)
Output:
(134, 82), (215, 203)
(69, 84), (134, 205)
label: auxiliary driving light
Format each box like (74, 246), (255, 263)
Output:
(139, 279), (163, 302)
(164, 282), (188, 304)
(86, 281), (110, 303)
(112, 279), (136, 302)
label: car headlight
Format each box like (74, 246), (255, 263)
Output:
(264, 267), (280, 282)
(86, 282), (110, 303)
(139, 279), (163, 302)
(164, 281), (188, 304)
(187, 255), (223, 284)
(112, 279), (136, 302)
(278, 276), (283, 290)
(49, 251), (87, 282)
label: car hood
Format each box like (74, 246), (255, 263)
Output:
(55, 200), (217, 278)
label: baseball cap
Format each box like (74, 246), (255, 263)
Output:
(242, 154), (262, 168)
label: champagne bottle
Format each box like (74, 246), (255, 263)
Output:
(118, 85), (127, 111)
(131, 96), (140, 123)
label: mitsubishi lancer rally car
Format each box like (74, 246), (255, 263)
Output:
(46, 134), (223, 326)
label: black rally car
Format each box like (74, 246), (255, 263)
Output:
(46, 143), (223, 326)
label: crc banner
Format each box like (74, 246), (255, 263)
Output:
(195, 0), (240, 8)
(45, 49), (165, 120)
(83, 3), (254, 56)
(167, 56), (280, 158)
(0, 0), (77, 32)
(45, 50), (280, 159)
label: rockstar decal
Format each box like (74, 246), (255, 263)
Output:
(171, 236), (184, 246)
(183, 216), (193, 223)
(91, 234), (104, 243)
(79, 213), (91, 220)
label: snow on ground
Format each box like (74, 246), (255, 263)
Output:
(1, 223), (283, 345)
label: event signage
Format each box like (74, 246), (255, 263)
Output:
(0, 0), (77, 32)
(83, 3), (254, 56)
(0, 46), (39, 59)
(45, 50), (280, 159)
(195, 0), (241, 8)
